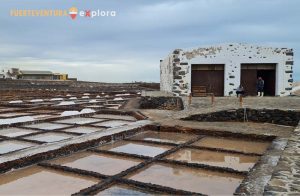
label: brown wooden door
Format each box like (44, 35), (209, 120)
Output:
(241, 63), (276, 96)
(191, 70), (224, 96)
(241, 69), (257, 96)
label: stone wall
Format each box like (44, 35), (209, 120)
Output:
(183, 108), (300, 126)
(139, 96), (184, 110)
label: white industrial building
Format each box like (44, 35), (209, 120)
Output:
(160, 43), (294, 96)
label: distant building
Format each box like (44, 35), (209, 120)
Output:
(15, 70), (72, 81)
(1, 68), (73, 81)
(0, 67), (19, 79)
(53, 73), (68, 80)
(160, 43), (294, 97)
(18, 70), (54, 80)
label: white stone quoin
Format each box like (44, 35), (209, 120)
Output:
(160, 43), (294, 96)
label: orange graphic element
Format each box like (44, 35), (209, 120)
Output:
(69, 7), (78, 20)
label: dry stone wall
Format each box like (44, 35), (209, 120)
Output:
(139, 96), (184, 110)
(183, 108), (300, 126)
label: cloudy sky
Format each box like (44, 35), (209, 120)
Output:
(0, 0), (299, 82)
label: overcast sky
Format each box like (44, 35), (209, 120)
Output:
(0, 0), (299, 82)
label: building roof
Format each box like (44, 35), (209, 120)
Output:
(179, 43), (293, 52)
(20, 70), (53, 75)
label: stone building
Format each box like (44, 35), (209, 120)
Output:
(160, 43), (294, 96)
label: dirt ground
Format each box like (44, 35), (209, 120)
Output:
(159, 121), (294, 138)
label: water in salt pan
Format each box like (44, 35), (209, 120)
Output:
(23, 122), (71, 130)
(58, 101), (75, 106)
(50, 152), (141, 175)
(62, 126), (104, 134)
(92, 114), (136, 121)
(115, 93), (130, 96)
(24, 133), (72, 143)
(129, 163), (244, 195)
(50, 98), (64, 101)
(98, 141), (171, 157)
(193, 137), (270, 154)
(29, 109), (58, 114)
(0, 108), (19, 112)
(0, 112), (30, 117)
(0, 127), (38, 137)
(106, 106), (119, 109)
(8, 100), (23, 104)
(166, 148), (259, 171)
(60, 111), (81, 116)
(54, 117), (100, 125)
(131, 131), (194, 144)
(32, 114), (54, 120)
(0, 166), (99, 195)
(60, 109), (96, 117)
(0, 116), (34, 125)
(93, 120), (131, 128)
(80, 108), (96, 114)
(96, 185), (153, 196)
(86, 105), (104, 109)
(29, 99), (43, 103)
(113, 97), (124, 101)
(105, 104), (121, 107)
(0, 141), (35, 154)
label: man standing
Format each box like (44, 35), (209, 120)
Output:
(256, 77), (265, 97)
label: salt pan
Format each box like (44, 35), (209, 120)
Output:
(58, 101), (75, 106)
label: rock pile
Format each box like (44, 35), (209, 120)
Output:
(139, 96), (184, 110)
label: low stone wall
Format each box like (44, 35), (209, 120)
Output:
(139, 96), (184, 110)
(183, 108), (300, 126)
